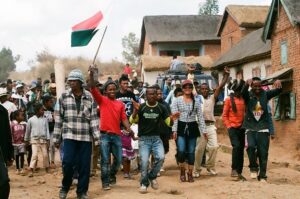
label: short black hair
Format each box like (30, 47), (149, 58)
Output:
(103, 80), (118, 91)
(42, 95), (53, 105)
(50, 73), (55, 78)
(146, 86), (157, 94)
(174, 87), (183, 97)
(119, 74), (130, 84)
(34, 103), (43, 114)
(7, 79), (12, 84)
(252, 77), (261, 81)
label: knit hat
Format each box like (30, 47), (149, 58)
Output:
(103, 80), (118, 91)
(67, 69), (84, 83)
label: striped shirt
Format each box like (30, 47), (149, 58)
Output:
(53, 89), (100, 143)
(171, 96), (206, 133)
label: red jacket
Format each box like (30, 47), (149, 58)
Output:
(222, 96), (245, 128)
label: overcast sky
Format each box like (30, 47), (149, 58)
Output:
(0, 0), (271, 71)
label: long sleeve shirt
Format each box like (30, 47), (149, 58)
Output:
(52, 89), (100, 143)
(25, 115), (50, 143)
(171, 96), (206, 134)
(222, 96), (245, 128)
(90, 87), (127, 135)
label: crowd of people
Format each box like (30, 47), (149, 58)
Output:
(0, 64), (282, 199)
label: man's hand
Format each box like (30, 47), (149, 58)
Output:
(271, 135), (275, 140)
(54, 143), (60, 149)
(273, 80), (282, 89)
(224, 66), (230, 74)
(131, 99), (140, 111)
(170, 112), (180, 121)
(94, 140), (100, 146)
(203, 133), (208, 140)
(172, 131), (177, 140)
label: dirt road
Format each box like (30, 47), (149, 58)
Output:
(8, 142), (300, 199)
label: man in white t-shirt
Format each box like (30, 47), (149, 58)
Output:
(194, 67), (230, 177)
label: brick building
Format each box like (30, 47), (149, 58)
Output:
(262, 0), (300, 152)
(217, 5), (269, 55)
(138, 15), (221, 84)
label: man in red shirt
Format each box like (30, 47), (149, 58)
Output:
(89, 68), (132, 191)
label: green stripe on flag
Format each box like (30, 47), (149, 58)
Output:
(71, 29), (98, 47)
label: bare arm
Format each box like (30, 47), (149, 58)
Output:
(214, 66), (230, 100)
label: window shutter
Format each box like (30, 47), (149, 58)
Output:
(290, 92), (296, 119)
(273, 96), (280, 120)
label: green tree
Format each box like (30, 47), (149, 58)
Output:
(121, 32), (140, 67)
(0, 47), (20, 81)
(198, 0), (219, 15)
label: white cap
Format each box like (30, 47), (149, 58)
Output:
(0, 88), (8, 97)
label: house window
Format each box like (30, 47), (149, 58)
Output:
(159, 50), (180, 57)
(252, 67), (261, 78)
(280, 41), (288, 65)
(274, 92), (296, 120)
(265, 65), (272, 76)
(184, 49), (199, 56)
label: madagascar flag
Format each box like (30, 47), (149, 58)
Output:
(71, 11), (103, 47)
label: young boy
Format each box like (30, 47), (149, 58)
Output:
(25, 103), (50, 177)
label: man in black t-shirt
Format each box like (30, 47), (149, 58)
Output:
(130, 87), (179, 194)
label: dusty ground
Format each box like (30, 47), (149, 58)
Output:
(8, 140), (300, 199)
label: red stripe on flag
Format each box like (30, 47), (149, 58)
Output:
(72, 11), (103, 31)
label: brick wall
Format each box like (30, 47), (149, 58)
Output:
(203, 44), (221, 61)
(271, 5), (300, 152)
(220, 15), (260, 55)
(220, 15), (243, 55)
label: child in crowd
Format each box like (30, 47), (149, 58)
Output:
(121, 130), (137, 179)
(25, 103), (50, 177)
(10, 110), (26, 175)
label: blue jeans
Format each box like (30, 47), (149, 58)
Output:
(139, 136), (164, 187)
(61, 139), (92, 195)
(177, 135), (197, 165)
(99, 133), (122, 186)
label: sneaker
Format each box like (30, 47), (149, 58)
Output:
(260, 178), (267, 183)
(124, 173), (130, 178)
(72, 179), (78, 185)
(193, 170), (201, 178)
(77, 193), (88, 199)
(16, 170), (20, 175)
(150, 179), (159, 190)
(139, 184), (147, 194)
(250, 172), (258, 179)
(102, 184), (111, 191)
(238, 174), (247, 181)
(59, 189), (68, 199)
(231, 170), (238, 177)
(110, 177), (116, 186)
(157, 172), (161, 177)
(20, 169), (25, 176)
(207, 169), (217, 176)
(28, 172), (34, 177)
(160, 168), (165, 172)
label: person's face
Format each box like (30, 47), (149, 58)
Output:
(50, 87), (56, 95)
(7, 83), (12, 90)
(37, 79), (42, 85)
(68, 80), (81, 91)
(166, 78), (172, 85)
(200, 84), (209, 98)
(36, 107), (44, 117)
(45, 99), (54, 109)
(146, 88), (157, 104)
(156, 89), (163, 101)
(51, 76), (55, 83)
(17, 87), (24, 95)
(196, 86), (201, 94)
(0, 95), (7, 103)
(251, 80), (262, 95)
(120, 80), (129, 91)
(138, 82), (143, 87)
(36, 87), (42, 93)
(105, 84), (117, 99)
(182, 84), (193, 95)
(16, 112), (25, 122)
(175, 91), (183, 97)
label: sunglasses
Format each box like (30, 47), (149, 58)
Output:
(183, 86), (193, 89)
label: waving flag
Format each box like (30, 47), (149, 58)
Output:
(71, 11), (103, 47)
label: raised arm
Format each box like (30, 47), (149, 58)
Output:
(214, 66), (230, 100)
(89, 66), (103, 105)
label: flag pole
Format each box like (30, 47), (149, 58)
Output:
(92, 25), (108, 65)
